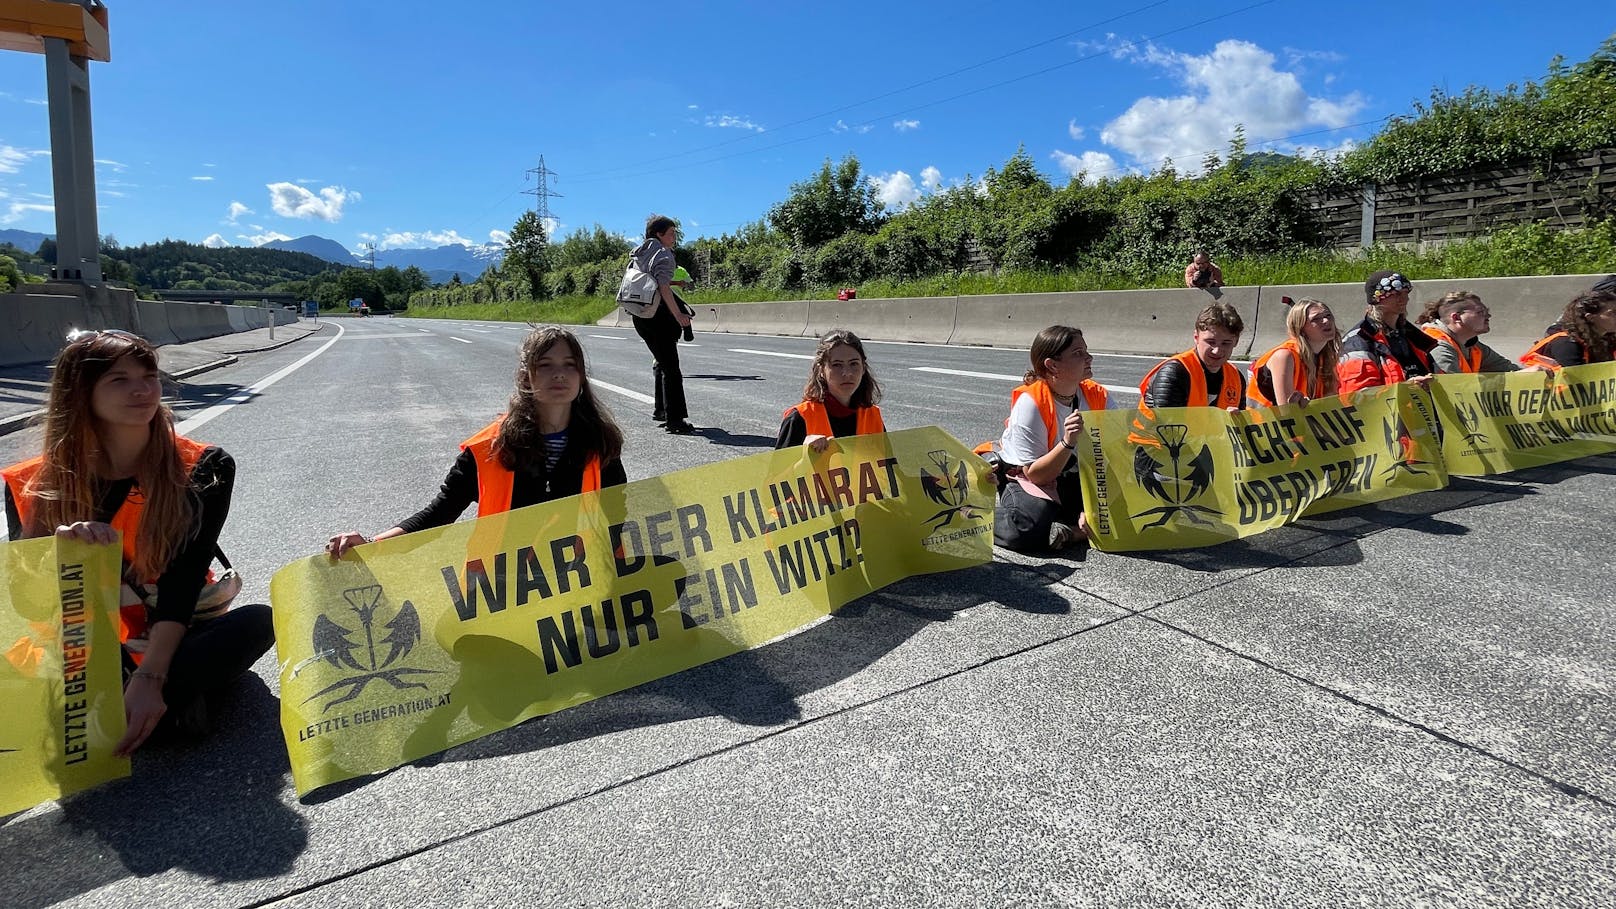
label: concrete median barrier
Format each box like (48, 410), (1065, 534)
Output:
(0, 294), (89, 365)
(133, 299), (179, 346)
(708, 300), (811, 338)
(946, 287), (1264, 357)
(805, 296), (958, 344)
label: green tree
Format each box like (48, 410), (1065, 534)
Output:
(552, 224), (632, 269)
(768, 155), (885, 247)
(504, 211), (551, 297)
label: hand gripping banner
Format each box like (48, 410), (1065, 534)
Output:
(1080, 383), (1447, 551)
(0, 537), (128, 815)
(1430, 362), (1616, 476)
(271, 427), (995, 796)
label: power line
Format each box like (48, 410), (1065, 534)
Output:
(568, 0), (1176, 180)
(521, 155), (563, 225)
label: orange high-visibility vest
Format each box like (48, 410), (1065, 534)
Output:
(1420, 325), (1483, 374)
(460, 418), (601, 518)
(974, 379), (1108, 457)
(1519, 331), (1579, 369)
(3, 435), (212, 650)
(1140, 350), (1243, 408)
(786, 401), (884, 439)
(1246, 339), (1328, 407)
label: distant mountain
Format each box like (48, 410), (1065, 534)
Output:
(263, 234), (356, 265)
(0, 229), (51, 255)
(373, 243), (502, 284)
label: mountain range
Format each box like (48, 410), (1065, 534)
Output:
(265, 234), (503, 284)
(0, 229), (51, 254)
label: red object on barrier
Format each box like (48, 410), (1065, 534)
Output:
(836, 287), (858, 301)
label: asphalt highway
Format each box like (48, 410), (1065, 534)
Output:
(1, 316), (1611, 908)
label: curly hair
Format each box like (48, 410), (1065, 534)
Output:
(801, 330), (881, 407)
(1556, 289), (1616, 362)
(495, 326), (622, 470)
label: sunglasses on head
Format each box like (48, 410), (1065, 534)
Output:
(66, 327), (143, 344)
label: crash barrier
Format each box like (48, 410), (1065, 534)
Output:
(0, 292), (297, 365)
(1080, 363), (1616, 551)
(602, 274), (1605, 361)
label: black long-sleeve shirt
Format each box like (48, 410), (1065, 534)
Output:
(396, 447), (627, 534)
(5, 446), (235, 627)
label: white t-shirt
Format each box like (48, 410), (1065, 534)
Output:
(997, 387), (1117, 466)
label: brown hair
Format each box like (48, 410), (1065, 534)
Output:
(1025, 325), (1085, 384)
(1556, 289), (1616, 362)
(802, 330), (881, 407)
(1416, 291), (1483, 326)
(1195, 302), (1243, 336)
(25, 330), (193, 579)
(644, 214), (677, 240)
(1284, 299), (1340, 396)
(495, 326), (623, 469)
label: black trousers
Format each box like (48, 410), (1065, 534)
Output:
(122, 603), (276, 712)
(993, 471), (1084, 552)
(634, 303), (687, 423)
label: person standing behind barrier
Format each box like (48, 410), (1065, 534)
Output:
(1183, 251), (1223, 290)
(776, 330), (885, 452)
(1141, 302), (1245, 411)
(1415, 292), (1537, 374)
(630, 215), (696, 435)
(1519, 288), (1616, 368)
(2, 329), (274, 756)
(989, 325), (1112, 552)
(326, 327), (627, 557)
(1338, 270), (1437, 392)
(1247, 298), (1340, 408)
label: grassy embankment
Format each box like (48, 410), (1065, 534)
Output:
(401, 221), (1616, 324)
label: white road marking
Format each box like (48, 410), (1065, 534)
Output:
(417, 329), (431, 333)
(732, 348), (813, 360)
(589, 334), (628, 341)
(177, 322), (347, 434)
(589, 378), (654, 404)
(463, 328), (492, 333)
(909, 366), (1136, 395)
(450, 337), (473, 344)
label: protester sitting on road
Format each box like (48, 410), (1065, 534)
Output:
(1247, 298), (1340, 408)
(1519, 287), (1616, 368)
(985, 325), (1112, 552)
(326, 326), (626, 557)
(1338, 270), (1437, 392)
(2, 329), (273, 756)
(1141, 302), (1246, 411)
(1183, 251), (1223, 290)
(1414, 291), (1537, 374)
(776, 330), (885, 452)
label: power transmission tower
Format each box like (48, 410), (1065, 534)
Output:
(522, 155), (563, 228)
(361, 242), (377, 269)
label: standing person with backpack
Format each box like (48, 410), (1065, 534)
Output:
(629, 215), (696, 435)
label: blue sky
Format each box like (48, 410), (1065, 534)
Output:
(1, 1), (1611, 254)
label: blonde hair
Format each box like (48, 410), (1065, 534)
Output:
(1416, 291), (1483, 327)
(1285, 299), (1340, 396)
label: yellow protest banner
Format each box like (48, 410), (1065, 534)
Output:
(0, 536), (127, 815)
(1431, 362), (1616, 476)
(1080, 383), (1447, 551)
(271, 427), (994, 796)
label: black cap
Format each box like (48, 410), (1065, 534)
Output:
(1365, 270), (1412, 305)
(1591, 274), (1616, 294)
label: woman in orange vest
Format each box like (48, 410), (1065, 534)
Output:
(327, 326), (626, 556)
(775, 330), (885, 451)
(1519, 288), (1616, 368)
(3, 330), (273, 757)
(988, 325), (1112, 552)
(1247, 298), (1340, 408)
(1414, 292), (1537, 374)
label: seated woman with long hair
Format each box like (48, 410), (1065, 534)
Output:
(2, 330), (274, 756)
(775, 330), (885, 452)
(327, 326), (626, 555)
(1247, 298), (1340, 408)
(1520, 288), (1616, 368)
(988, 325), (1112, 552)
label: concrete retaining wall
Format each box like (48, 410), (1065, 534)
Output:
(0, 287), (301, 366)
(601, 274), (1610, 361)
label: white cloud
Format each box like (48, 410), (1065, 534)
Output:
(94, 158), (126, 172)
(267, 182), (355, 221)
(190, 175), (214, 182)
(893, 119), (921, 132)
(488, 229), (510, 246)
(379, 229), (475, 249)
(1068, 119), (1085, 140)
(226, 201), (252, 223)
(2, 201), (53, 224)
(202, 233), (229, 248)
(920, 166), (943, 192)
(687, 103), (699, 110)
(1097, 38), (1366, 173)
(868, 171), (921, 211)
(0, 145), (30, 174)
(1051, 149), (1119, 183)
(295, 177), (320, 185)
(239, 230), (292, 246)
(704, 114), (764, 132)
(832, 119), (873, 134)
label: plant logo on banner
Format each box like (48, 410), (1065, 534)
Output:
(919, 450), (983, 531)
(304, 584), (440, 711)
(1130, 423), (1220, 529)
